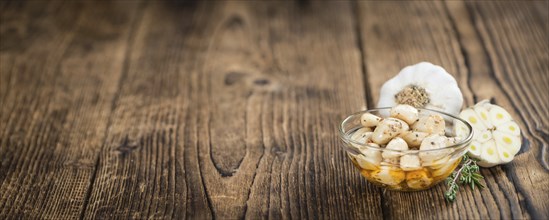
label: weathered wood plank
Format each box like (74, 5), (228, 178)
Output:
(1, 0), (546, 219)
(357, 1), (548, 219)
(82, 0), (383, 219)
(448, 1), (548, 218)
(0, 0), (139, 219)
(82, 1), (197, 218)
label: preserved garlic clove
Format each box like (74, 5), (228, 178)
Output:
(360, 170), (371, 178)
(400, 155), (422, 171)
(446, 137), (460, 146)
(399, 131), (429, 147)
(376, 62), (464, 115)
(371, 118), (409, 145)
(390, 104), (419, 125)
(430, 156), (459, 177)
(381, 158), (400, 166)
(382, 137), (408, 159)
(419, 134), (450, 163)
(406, 169), (433, 190)
(350, 128), (373, 149)
(459, 100), (522, 167)
(423, 154), (450, 167)
(361, 113), (383, 127)
(412, 114), (446, 135)
(355, 154), (379, 170)
(355, 143), (382, 170)
(370, 166), (405, 186)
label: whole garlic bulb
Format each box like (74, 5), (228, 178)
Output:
(377, 62), (464, 115)
(456, 100), (522, 167)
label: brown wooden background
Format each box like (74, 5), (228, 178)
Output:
(1, 0), (548, 219)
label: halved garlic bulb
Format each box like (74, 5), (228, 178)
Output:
(377, 62), (463, 115)
(399, 131), (429, 148)
(457, 100), (522, 167)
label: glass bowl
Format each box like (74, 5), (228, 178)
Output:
(338, 108), (473, 191)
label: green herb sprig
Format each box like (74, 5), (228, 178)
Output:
(444, 155), (485, 202)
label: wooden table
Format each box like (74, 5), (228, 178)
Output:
(1, 0), (548, 219)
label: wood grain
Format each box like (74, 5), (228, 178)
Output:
(0, 0), (140, 218)
(82, 1), (382, 219)
(0, 0), (547, 219)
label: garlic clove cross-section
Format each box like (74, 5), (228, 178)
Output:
(458, 100), (522, 167)
(377, 62), (464, 115)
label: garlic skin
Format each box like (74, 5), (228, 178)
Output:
(377, 62), (464, 115)
(458, 100), (522, 167)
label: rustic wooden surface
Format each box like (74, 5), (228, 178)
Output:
(1, 0), (547, 219)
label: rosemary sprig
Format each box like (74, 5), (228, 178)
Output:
(444, 154), (485, 203)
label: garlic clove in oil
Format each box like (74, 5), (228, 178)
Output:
(356, 143), (382, 170)
(412, 114), (446, 135)
(370, 166), (406, 186)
